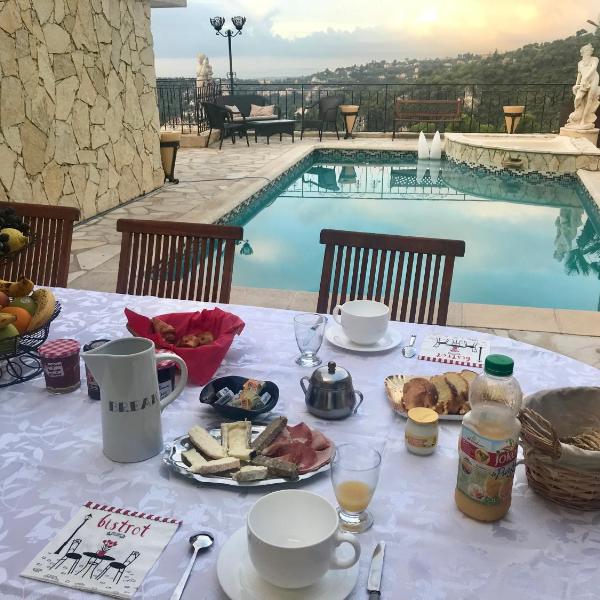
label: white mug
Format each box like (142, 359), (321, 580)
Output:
(247, 490), (360, 589)
(333, 300), (390, 345)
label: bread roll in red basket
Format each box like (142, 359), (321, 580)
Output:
(124, 307), (245, 385)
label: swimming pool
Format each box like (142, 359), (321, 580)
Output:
(225, 150), (600, 311)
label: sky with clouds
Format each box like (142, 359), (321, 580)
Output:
(151, 1), (600, 78)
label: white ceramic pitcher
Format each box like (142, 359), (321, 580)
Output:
(82, 337), (188, 463)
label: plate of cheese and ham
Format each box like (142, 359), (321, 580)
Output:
(163, 417), (334, 488)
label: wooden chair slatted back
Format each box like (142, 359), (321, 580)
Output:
(116, 219), (243, 303)
(317, 229), (465, 325)
(0, 202), (79, 287)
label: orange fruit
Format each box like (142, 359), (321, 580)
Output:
(1, 306), (31, 334)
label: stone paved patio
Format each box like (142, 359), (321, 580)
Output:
(66, 136), (600, 370)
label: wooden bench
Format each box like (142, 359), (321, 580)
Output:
(392, 98), (463, 139)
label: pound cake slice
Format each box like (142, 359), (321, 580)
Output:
(402, 377), (438, 412)
(444, 372), (469, 414)
(430, 375), (456, 415)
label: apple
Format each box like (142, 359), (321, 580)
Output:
(10, 295), (37, 316)
(0, 323), (19, 353)
(0, 291), (8, 308)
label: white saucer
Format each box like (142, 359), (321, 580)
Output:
(325, 323), (401, 353)
(217, 527), (359, 600)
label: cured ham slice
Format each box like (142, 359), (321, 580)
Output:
(262, 422), (333, 474)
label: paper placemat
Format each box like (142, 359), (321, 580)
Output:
(418, 334), (490, 368)
(21, 501), (181, 599)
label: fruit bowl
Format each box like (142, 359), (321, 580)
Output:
(0, 301), (61, 387)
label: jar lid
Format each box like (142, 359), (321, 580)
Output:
(39, 339), (81, 359)
(83, 339), (110, 352)
(312, 361), (351, 386)
(484, 354), (514, 377)
(407, 407), (439, 424)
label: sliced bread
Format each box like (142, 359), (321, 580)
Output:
(232, 465), (268, 482)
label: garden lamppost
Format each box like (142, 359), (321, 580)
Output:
(209, 16), (246, 94)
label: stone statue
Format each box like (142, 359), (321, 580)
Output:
(565, 44), (600, 130)
(553, 208), (583, 261)
(196, 54), (213, 85)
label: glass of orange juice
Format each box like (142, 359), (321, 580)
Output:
(331, 443), (381, 533)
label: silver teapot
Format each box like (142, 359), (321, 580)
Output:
(300, 361), (363, 420)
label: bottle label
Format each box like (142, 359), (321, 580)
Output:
(406, 434), (437, 448)
(456, 425), (517, 506)
(158, 379), (173, 400)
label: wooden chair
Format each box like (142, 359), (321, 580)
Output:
(317, 229), (465, 325)
(0, 201), (80, 287)
(116, 219), (243, 303)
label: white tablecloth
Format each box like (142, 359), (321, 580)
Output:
(1, 288), (599, 600)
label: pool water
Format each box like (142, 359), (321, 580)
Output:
(227, 153), (600, 311)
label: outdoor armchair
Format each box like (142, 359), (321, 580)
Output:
(201, 101), (250, 150)
(300, 96), (344, 141)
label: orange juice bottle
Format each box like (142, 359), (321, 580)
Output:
(455, 355), (522, 522)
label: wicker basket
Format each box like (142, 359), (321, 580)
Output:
(520, 387), (600, 510)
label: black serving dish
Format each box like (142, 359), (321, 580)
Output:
(199, 376), (279, 420)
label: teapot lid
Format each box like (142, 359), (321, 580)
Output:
(312, 361), (351, 385)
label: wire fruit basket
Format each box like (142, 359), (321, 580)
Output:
(0, 301), (61, 388)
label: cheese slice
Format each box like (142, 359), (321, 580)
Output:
(188, 425), (226, 459)
(181, 448), (208, 473)
(221, 421), (253, 460)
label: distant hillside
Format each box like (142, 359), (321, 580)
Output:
(296, 29), (598, 85)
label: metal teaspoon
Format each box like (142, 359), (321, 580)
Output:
(169, 532), (214, 600)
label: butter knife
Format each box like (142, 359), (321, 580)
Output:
(367, 541), (385, 598)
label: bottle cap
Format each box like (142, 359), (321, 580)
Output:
(484, 354), (514, 377)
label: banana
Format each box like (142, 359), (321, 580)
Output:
(26, 288), (56, 332)
(7, 276), (34, 297)
(0, 276), (35, 296)
(0, 313), (17, 328)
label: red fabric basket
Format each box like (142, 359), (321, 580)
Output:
(124, 307), (245, 385)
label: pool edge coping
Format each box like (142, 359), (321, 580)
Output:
(179, 140), (600, 338)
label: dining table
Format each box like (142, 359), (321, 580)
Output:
(1, 287), (599, 600)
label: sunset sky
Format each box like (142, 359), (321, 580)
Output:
(151, 0), (600, 77)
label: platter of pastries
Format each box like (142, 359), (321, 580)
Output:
(384, 370), (478, 420)
(163, 417), (334, 487)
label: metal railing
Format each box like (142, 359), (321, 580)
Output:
(157, 78), (223, 134)
(156, 79), (573, 135)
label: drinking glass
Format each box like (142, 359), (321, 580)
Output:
(294, 313), (327, 367)
(331, 443), (381, 533)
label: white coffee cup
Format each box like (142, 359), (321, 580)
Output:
(247, 490), (361, 589)
(333, 300), (390, 345)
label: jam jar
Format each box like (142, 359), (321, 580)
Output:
(38, 339), (81, 394)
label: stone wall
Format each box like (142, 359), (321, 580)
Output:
(0, 0), (164, 220)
